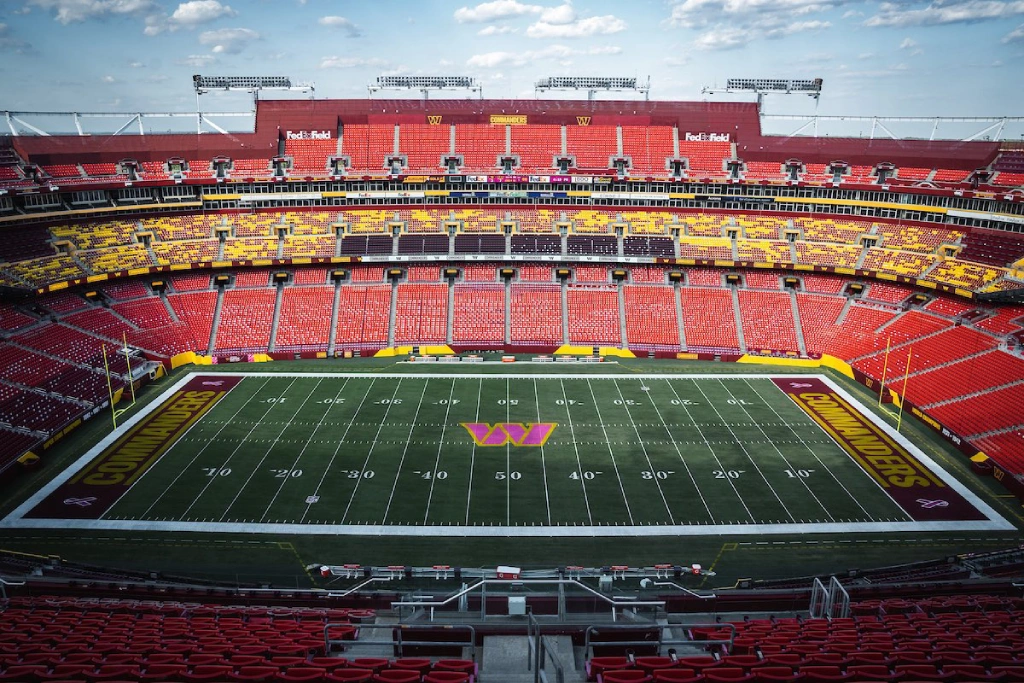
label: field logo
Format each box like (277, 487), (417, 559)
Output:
(576, 116), (591, 126)
(461, 422), (556, 447)
(427, 115), (443, 125)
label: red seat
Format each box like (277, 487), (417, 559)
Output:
(704, 668), (754, 682)
(600, 671), (652, 683)
(423, 673), (471, 683)
(752, 666), (801, 682)
(393, 658), (433, 674)
(845, 665), (899, 681)
(327, 671), (374, 683)
(351, 658), (390, 673)
(798, 666), (853, 683)
(894, 664), (955, 682)
(944, 664), (1004, 682)
(87, 664), (142, 680)
(993, 667), (1024, 682)
(182, 664), (234, 681)
(636, 657), (677, 673)
(230, 665), (280, 681)
(423, 671), (471, 683)
(276, 668), (329, 682)
(140, 663), (188, 681)
(651, 670), (701, 683)
(589, 657), (632, 680)
(308, 657), (350, 671)
(373, 670), (422, 683)
(433, 660), (475, 674)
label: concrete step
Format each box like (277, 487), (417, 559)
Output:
(482, 635), (584, 683)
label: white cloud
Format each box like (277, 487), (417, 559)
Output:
(539, 3), (575, 23)
(198, 26), (258, 53)
(691, 19), (830, 49)
(144, 0), (235, 35)
(1004, 22), (1024, 40)
(899, 37), (918, 48)
(128, 60), (144, 67)
(178, 53), (216, 67)
(467, 43), (620, 67)
(454, 0), (543, 22)
(841, 9), (863, 17)
(526, 14), (626, 37)
(668, 0), (848, 28)
(30, 0), (157, 25)
(478, 24), (517, 34)
(318, 15), (362, 36)
(319, 55), (390, 69)
(171, 0), (233, 25)
(865, 0), (1024, 27)
(101, 75), (116, 82)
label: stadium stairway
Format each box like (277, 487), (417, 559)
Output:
(206, 287), (225, 355)
(326, 279), (343, 356)
(730, 288), (748, 353)
(447, 281), (455, 345)
(560, 279), (570, 345)
(618, 282), (629, 348)
(267, 282), (285, 352)
(387, 280), (398, 347)
(789, 291), (808, 356)
(674, 283), (688, 348)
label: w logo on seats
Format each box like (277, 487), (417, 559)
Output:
(576, 116), (591, 126)
(461, 423), (557, 447)
(427, 115), (443, 125)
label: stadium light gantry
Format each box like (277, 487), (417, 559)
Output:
(368, 76), (482, 100)
(702, 77), (823, 111)
(535, 76), (650, 101)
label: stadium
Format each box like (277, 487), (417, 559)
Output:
(1, 9), (1024, 679)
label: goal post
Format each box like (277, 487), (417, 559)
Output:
(876, 337), (913, 432)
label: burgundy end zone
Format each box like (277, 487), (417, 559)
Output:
(26, 376), (241, 520)
(772, 378), (986, 522)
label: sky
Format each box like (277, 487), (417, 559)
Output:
(0, 0), (1022, 132)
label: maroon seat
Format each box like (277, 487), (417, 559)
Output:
(845, 665), (899, 681)
(798, 666), (853, 683)
(327, 670), (374, 683)
(588, 656), (633, 680)
(308, 657), (350, 671)
(433, 660), (475, 674)
(651, 670), (701, 683)
(944, 664), (1006, 682)
(993, 667), (1024, 682)
(182, 664), (234, 681)
(139, 663), (188, 681)
(275, 668), (329, 682)
(752, 666), (801, 682)
(704, 668), (754, 683)
(229, 665), (280, 681)
(893, 664), (955, 682)
(636, 657), (677, 674)
(393, 658), (433, 674)
(351, 658), (390, 673)
(87, 664), (143, 680)
(423, 673), (471, 683)
(600, 671), (652, 683)
(373, 670), (422, 683)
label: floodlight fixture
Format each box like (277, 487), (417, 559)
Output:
(369, 75), (482, 100)
(702, 77), (822, 111)
(535, 76), (650, 101)
(192, 75), (315, 96)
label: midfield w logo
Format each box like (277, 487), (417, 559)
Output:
(461, 423), (557, 447)
(576, 116), (591, 126)
(427, 115), (443, 125)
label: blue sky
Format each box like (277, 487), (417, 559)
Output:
(1, 0), (1022, 124)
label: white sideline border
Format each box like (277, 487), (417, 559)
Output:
(1, 371), (1015, 536)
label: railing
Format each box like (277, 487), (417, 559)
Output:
(809, 576), (851, 619)
(583, 622), (737, 659)
(0, 578), (25, 601)
(323, 622), (476, 663)
(527, 608), (565, 683)
(391, 578), (666, 622)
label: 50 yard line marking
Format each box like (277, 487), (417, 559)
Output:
(382, 379), (430, 524)
(341, 379), (404, 524)
(534, 378), (551, 525)
(300, 378), (376, 523)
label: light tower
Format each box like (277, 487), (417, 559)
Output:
(368, 76), (482, 100)
(535, 76), (650, 101)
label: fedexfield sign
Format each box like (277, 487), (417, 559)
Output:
(285, 130), (332, 140)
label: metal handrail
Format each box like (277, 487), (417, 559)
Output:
(391, 578), (665, 621)
(323, 622), (476, 662)
(0, 578), (25, 601)
(527, 609), (565, 683)
(583, 622), (737, 659)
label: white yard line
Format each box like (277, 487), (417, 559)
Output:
(714, 379), (834, 523)
(423, 378), (457, 524)
(689, 379), (794, 522)
(381, 380), (431, 524)
(464, 377), (483, 524)
(534, 378), (552, 525)
(585, 378), (635, 525)
(559, 378), (593, 525)
(745, 378), (876, 521)
(218, 378), (323, 522)
(645, 380), (715, 523)
(341, 379), (404, 523)
(610, 378), (675, 523)
(299, 379), (376, 523)
(258, 378), (350, 523)
(506, 377), (511, 526)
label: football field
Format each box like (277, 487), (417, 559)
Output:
(3, 371), (1011, 536)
